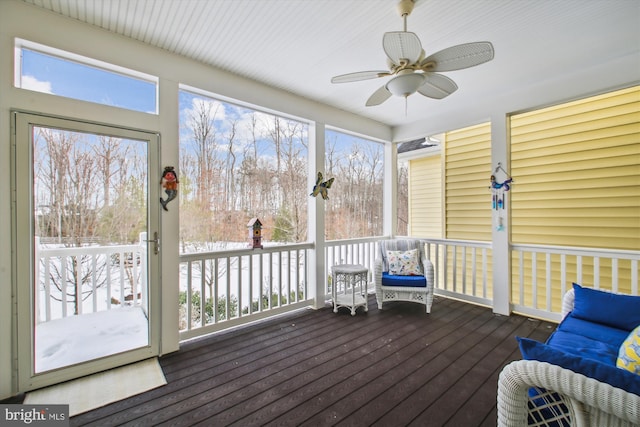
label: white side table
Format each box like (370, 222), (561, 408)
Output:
(331, 264), (369, 316)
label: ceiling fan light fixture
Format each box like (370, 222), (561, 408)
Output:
(385, 73), (425, 97)
(330, 0), (494, 110)
(397, 0), (415, 17)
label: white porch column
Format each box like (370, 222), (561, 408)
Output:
(158, 78), (180, 354)
(383, 142), (398, 237)
(309, 122), (326, 309)
(491, 113), (511, 315)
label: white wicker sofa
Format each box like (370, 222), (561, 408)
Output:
(498, 285), (640, 426)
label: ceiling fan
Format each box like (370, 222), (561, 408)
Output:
(331, 0), (495, 108)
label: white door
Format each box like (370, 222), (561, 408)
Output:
(12, 111), (161, 391)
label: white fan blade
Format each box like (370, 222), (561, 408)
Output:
(420, 42), (494, 72)
(331, 70), (390, 84)
(417, 73), (458, 99)
(366, 85), (392, 106)
(383, 31), (422, 65)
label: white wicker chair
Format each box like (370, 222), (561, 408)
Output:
(497, 288), (640, 426)
(373, 239), (435, 313)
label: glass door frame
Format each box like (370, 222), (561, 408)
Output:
(12, 111), (162, 392)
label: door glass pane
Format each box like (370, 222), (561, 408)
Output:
(32, 126), (150, 373)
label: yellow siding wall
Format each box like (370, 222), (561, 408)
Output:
(407, 88), (638, 308)
(445, 123), (492, 241)
(511, 86), (640, 250)
(408, 155), (442, 238)
(443, 123), (493, 298)
(511, 86), (640, 303)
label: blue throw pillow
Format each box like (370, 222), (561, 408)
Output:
(517, 336), (640, 396)
(571, 283), (640, 332)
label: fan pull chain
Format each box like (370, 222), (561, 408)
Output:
(404, 96), (408, 116)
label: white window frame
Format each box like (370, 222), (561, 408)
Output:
(14, 38), (159, 114)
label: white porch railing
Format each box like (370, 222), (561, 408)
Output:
(178, 243), (313, 340)
(423, 238), (493, 307)
(511, 243), (640, 322)
(35, 234), (148, 323)
(324, 237), (381, 296)
(177, 238), (382, 340)
(34, 236), (640, 340)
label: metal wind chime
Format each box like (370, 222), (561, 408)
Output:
(490, 163), (513, 231)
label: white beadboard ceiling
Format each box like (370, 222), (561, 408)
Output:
(19, 0), (640, 132)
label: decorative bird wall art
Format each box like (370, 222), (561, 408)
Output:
(310, 172), (335, 200)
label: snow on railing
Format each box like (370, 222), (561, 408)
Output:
(35, 234), (148, 323)
(178, 243), (313, 339)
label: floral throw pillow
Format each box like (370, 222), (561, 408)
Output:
(617, 325), (640, 375)
(386, 249), (422, 276)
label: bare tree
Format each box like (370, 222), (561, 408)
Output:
(35, 128), (147, 315)
(188, 99), (222, 207)
(225, 119), (238, 211)
(35, 129), (103, 314)
(273, 120), (308, 242)
(324, 136), (384, 239)
(93, 135), (130, 207)
(35, 128), (75, 241)
(180, 99), (232, 246)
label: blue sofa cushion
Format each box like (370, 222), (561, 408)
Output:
(381, 272), (426, 288)
(517, 337), (640, 396)
(571, 283), (640, 332)
(547, 315), (629, 365)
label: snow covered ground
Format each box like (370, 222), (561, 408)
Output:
(33, 240), (306, 372)
(35, 306), (149, 373)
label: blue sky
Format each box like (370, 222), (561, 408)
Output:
(21, 48), (156, 113)
(21, 47), (381, 169)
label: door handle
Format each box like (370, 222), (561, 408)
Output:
(145, 231), (159, 255)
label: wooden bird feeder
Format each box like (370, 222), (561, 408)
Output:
(247, 217), (263, 249)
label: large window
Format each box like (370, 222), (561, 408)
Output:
(324, 130), (384, 240)
(15, 39), (157, 114)
(178, 89), (309, 252)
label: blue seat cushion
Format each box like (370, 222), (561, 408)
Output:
(547, 315), (629, 365)
(517, 337), (640, 396)
(382, 272), (426, 288)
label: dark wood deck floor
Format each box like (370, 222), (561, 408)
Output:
(67, 295), (553, 426)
